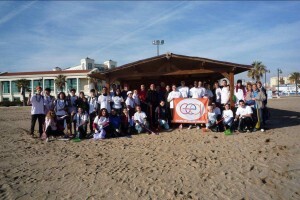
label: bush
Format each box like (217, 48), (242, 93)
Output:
(0, 100), (24, 107)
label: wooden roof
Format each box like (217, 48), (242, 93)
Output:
(89, 53), (252, 86)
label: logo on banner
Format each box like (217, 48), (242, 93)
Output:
(175, 98), (206, 120)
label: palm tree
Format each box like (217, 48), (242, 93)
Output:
(289, 72), (300, 95)
(247, 61), (267, 82)
(15, 79), (30, 106)
(55, 75), (66, 92)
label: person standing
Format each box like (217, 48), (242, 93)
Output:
(44, 88), (55, 115)
(234, 80), (246, 107)
(112, 88), (124, 115)
(88, 89), (98, 134)
(27, 86), (45, 138)
(212, 81), (222, 107)
(98, 87), (111, 113)
(146, 84), (159, 127)
(138, 84), (147, 113)
(167, 84), (182, 129)
(178, 81), (189, 98)
(252, 83), (266, 132)
(221, 79), (230, 109)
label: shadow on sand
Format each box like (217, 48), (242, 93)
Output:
(267, 107), (300, 129)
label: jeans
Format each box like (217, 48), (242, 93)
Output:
(135, 121), (149, 133)
(158, 119), (169, 130)
(89, 112), (97, 133)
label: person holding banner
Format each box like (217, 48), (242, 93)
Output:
(167, 84), (182, 129)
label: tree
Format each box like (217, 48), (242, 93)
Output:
(15, 79), (30, 106)
(247, 61), (267, 82)
(289, 72), (300, 95)
(55, 75), (66, 92)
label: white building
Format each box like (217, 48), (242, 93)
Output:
(0, 58), (117, 102)
(270, 76), (291, 87)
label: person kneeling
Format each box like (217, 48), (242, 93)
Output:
(43, 111), (64, 141)
(109, 109), (121, 138)
(134, 105), (149, 134)
(71, 107), (88, 139)
(204, 106), (217, 132)
(93, 108), (109, 139)
(234, 100), (253, 132)
(155, 100), (171, 131)
(222, 103), (234, 133)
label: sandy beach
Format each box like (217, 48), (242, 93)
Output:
(0, 97), (299, 200)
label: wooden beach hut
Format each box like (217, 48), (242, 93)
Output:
(88, 52), (252, 108)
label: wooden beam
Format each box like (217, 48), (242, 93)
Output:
(229, 72), (235, 110)
(221, 72), (230, 80)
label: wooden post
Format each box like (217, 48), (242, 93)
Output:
(229, 71), (235, 110)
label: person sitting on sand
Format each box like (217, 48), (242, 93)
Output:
(222, 103), (234, 132)
(93, 108), (110, 140)
(71, 107), (88, 139)
(120, 108), (133, 135)
(133, 105), (149, 134)
(234, 100), (253, 132)
(155, 100), (171, 131)
(43, 110), (64, 141)
(204, 106), (217, 132)
(108, 108), (121, 138)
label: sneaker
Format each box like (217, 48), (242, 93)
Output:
(179, 124), (183, 129)
(196, 126), (200, 130)
(261, 129), (265, 132)
(188, 125), (192, 130)
(46, 138), (49, 142)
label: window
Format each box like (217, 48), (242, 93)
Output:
(2, 81), (10, 94)
(44, 79), (54, 92)
(88, 63), (93, 69)
(33, 80), (42, 90)
(67, 78), (77, 91)
(11, 81), (20, 94)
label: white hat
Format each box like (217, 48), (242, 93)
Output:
(127, 91), (133, 95)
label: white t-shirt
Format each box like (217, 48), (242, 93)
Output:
(190, 87), (205, 98)
(208, 112), (217, 121)
(221, 86), (230, 104)
(88, 96), (98, 114)
(125, 97), (135, 108)
(215, 88), (222, 103)
(74, 113), (88, 128)
(93, 116), (109, 129)
(234, 88), (245, 104)
(30, 94), (45, 115)
(44, 95), (54, 115)
(236, 106), (253, 117)
(132, 94), (140, 106)
(178, 86), (189, 98)
(98, 94), (111, 113)
(112, 96), (124, 109)
(167, 91), (182, 109)
(55, 99), (68, 116)
(133, 111), (147, 124)
(222, 109), (233, 123)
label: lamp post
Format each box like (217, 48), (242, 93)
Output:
(152, 40), (164, 56)
(264, 69), (270, 87)
(277, 68), (282, 97)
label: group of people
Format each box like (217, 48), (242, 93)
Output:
(27, 79), (269, 141)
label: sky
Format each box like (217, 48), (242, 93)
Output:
(0, 1), (299, 82)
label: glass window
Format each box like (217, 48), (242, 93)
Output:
(33, 80), (42, 91)
(12, 81), (20, 94)
(67, 78), (77, 91)
(2, 81), (10, 94)
(88, 63), (93, 69)
(44, 79), (54, 92)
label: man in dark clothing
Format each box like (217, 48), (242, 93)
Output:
(146, 83), (159, 127)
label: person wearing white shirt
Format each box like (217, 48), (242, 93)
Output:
(27, 86), (45, 137)
(213, 81), (222, 107)
(204, 83), (213, 102)
(98, 87), (111, 113)
(189, 81), (198, 98)
(221, 79), (230, 106)
(88, 89), (98, 134)
(93, 108), (110, 139)
(234, 80), (246, 107)
(133, 106), (149, 134)
(112, 89), (124, 115)
(167, 84), (183, 129)
(178, 81), (189, 98)
(205, 106), (217, 131)
(125, 91), (135, 117)
(71, 107), (88, 139)
(198, 81), (206, 98)
(222, 104), (234, 131)
(234, 100), (253, 132)
(132, 89), (140, 106)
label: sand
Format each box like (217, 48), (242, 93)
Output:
(0, 97), (300, 200)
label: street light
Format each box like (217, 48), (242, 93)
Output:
(277, 68), (282, 97)
(264, 69), (270, 87)
(152, 40), (164, 56)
